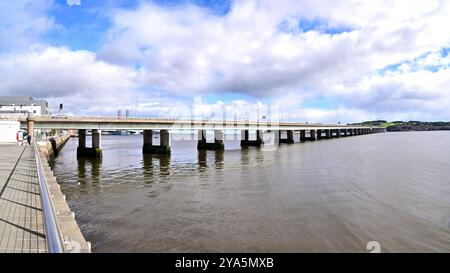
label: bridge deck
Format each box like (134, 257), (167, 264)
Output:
(0, 144), (47, 253)
(1, 114), (382, 130)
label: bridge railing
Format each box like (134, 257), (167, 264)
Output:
(0, 114), (26, 120)
(5, 114), (380, 128)
(33, 115), (312, 126)
(33, 142), (65, 253)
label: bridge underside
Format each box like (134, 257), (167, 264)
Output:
(19, 116), (384, 157)
(68, 127), (384, 157)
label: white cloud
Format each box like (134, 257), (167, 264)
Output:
(66, 0), (81, 6)
(0, 46), (140, 114)
(99, 1), (450, 98)
(0, 0), (56, 51)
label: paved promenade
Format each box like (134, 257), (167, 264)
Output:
(0, 144), (47, 253)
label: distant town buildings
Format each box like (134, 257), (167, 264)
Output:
(0, 96), (49, 116)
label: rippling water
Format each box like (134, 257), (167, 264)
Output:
(50, 131), (450, 252)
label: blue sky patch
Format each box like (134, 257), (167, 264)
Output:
(46, 0), (231, 51)
(299, 18), (352, 35)
(278, 17), (352, 36)
(45, 0), (116, 51)
(301, 96), (334, 110)
(379, 47), (450, 76)
(153, 0), (231, 15)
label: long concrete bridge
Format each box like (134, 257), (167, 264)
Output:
(14, 115), (386, 158)
(0, 114), (384, 252)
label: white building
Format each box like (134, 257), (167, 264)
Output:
(0, 121), (21, 143)
(0, 96), (48, 116)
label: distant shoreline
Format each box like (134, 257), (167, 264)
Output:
(386, 126), (450, 132)
(348, 120), (450, 132)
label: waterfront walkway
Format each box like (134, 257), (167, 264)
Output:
(0, 144), (47, 253)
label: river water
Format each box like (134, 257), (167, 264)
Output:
(50, 131), (450, 252)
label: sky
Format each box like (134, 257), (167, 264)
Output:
(0, 0), (450, 123)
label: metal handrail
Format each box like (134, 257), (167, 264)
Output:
(33, 141), (64, 253)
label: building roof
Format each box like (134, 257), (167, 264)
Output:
(0, 96), (48, 106)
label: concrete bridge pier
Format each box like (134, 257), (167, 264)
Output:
(317, 129), (322, 140)
(197, 130), (225, 150)
(240, 130), (263, 147)
(77, 129), (103, 158)
(279, 130), (294, 144)
(324, 129), (331, 139)
(342, 129), (348, 137)
(335, 129), (341, 138)
(142, 129), (171, 154)
(26, 113), (35, 137)
(259, 130), (279, 148)
(299, 130), (306, 142)
(309, 129), (317, 141)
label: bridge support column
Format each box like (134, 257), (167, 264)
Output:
(160, 130), (171, 151)
(77, 129), (102, 158)
(197, 130), (225, 150)
(240, 130), (263, 147)
(324, 129), (331, 139)
(309, 129), (317, 141)
(335, 129), (341, 138)
(260, 130), (279, 148)
(142, 129), (153, 151)
(26, 113), (35, 138)
(78, 129), (86, 148)
(317, 129), (322, 140)
(279, 130), (294, 144)
(299, 130), (306, 142)
(92, 129), (101, 148)
(143, 130), (171, 154)
(342, 129), (348, 137)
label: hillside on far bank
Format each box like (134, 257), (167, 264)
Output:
(348, 120), (450, 131)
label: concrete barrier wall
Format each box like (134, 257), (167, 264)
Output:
(37, 135), (71, 161)
(36, 135), (91, 253)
